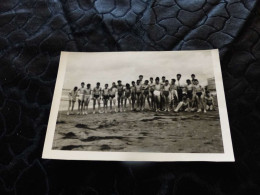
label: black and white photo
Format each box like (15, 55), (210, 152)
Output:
(42, 50), (234, 161)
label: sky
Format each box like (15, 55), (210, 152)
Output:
(62, 50), (215, 89)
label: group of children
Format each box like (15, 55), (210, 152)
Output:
(67, 74), (215, 115)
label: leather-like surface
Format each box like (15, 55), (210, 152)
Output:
(1, 0), (260, 194)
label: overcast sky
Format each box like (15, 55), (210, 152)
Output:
(62, 50), (215, 89)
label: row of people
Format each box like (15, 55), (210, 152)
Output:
(67, 74), (215, 115)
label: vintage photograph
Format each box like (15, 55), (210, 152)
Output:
(42, 50), (234, 161)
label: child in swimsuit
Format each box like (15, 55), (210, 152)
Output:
(135, 80), (142, 111)
(185, 79), (193, 109)
(154, 77), (162, 112)
(174, 94), (190, 112)
(124, 83), (131, 112)
(160, 76), (166, 111)
(131, 81), (136, 111)
(186, 79), (193, 100)
(204, 91), (214, 111)
(194, 79), (205, 113)
(149, 77), (155, 110)
(93, 82), (102, 114)
(142, 80), (150, 111)
(176, 73), (183, 102)
(117, 80), (124, 112)
(67, 86), (78, 115)
(84, 84), (92, 114)
(162, 80), (171, 112)
(102, 84), (110, 113)
(191, 79), (197, 111)
(170, 79), (178, 110)
(109, 82), (118, 112)
(77, 82), (86, 115)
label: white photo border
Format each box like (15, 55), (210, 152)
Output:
(42, 50), (235, 162)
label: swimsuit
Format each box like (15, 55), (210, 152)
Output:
(110, 87), (117, 99)
(131, 86), (136, 99)
(154, 84), (161, 97)
(93, 87), (101, 99)
(136, 85), (142, 96)
(85, 89), (91, 100)
(103, 88), (110, 100)
(103, 95), (109, 100)
(196, 92), (202, 97)
(187, 90), (193, 99)
(125, 88), (131, 98)
(117, 85), (124, 97)
(163, 85), (171, 97)
(195, 85), (202, 97)
(78, 87), (86, 101)
(142, 85), (149, 95)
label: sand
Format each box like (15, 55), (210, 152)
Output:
(52, 108), (224, 153)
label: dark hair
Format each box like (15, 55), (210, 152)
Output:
(177, 74), (181, 77)
(150, 77), (153, 79)
(139, 75), (143, 77)
(117, 80), (121, 83)
(206, 90), (210, 94)
(171, 79), (176, 82)
(191, 74), (195, 77)
(186, 79), (191, 83)
(145, 80), (149, 83)
(194, 79), (198, 82)
(126, 83), (130, 88)
(74, 86), (78, 91)
(105, 83), (108, 86)
(97, 82), (100, 85)
(137, 79), (140, 82)
(165, 80), (169, 82)
(87, 84), (90, 87)
(162, 76), (165, 78)
(132, 81), (135, 84)
(81, 82), (85, 85)
(112, 82), (115, 85)
(155, 77), (159, 81)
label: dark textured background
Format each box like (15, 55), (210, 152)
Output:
(1, 0), (260, 194)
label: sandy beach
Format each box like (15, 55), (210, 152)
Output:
(52, 108), (224, 153)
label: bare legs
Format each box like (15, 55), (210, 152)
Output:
(93, 98), (101, 114)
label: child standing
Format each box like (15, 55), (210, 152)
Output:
(124, 83), (131, 111)
(117, 80), (124, 112)
(84, 84), (92, 114)
(109, 82), (118, 112)
(67, 86), (78, 115)
(162, 80), (171, 112)
(142, 80), (150, 111)
(78, 82), (86, 115)
(154, 77), (162, 112)
(102, 84), (110, 113)
(194, 79), (206, 113)
(131, 81), (136, 111)
(93, 82), (102, 114)
(135, 80), (142, 111)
